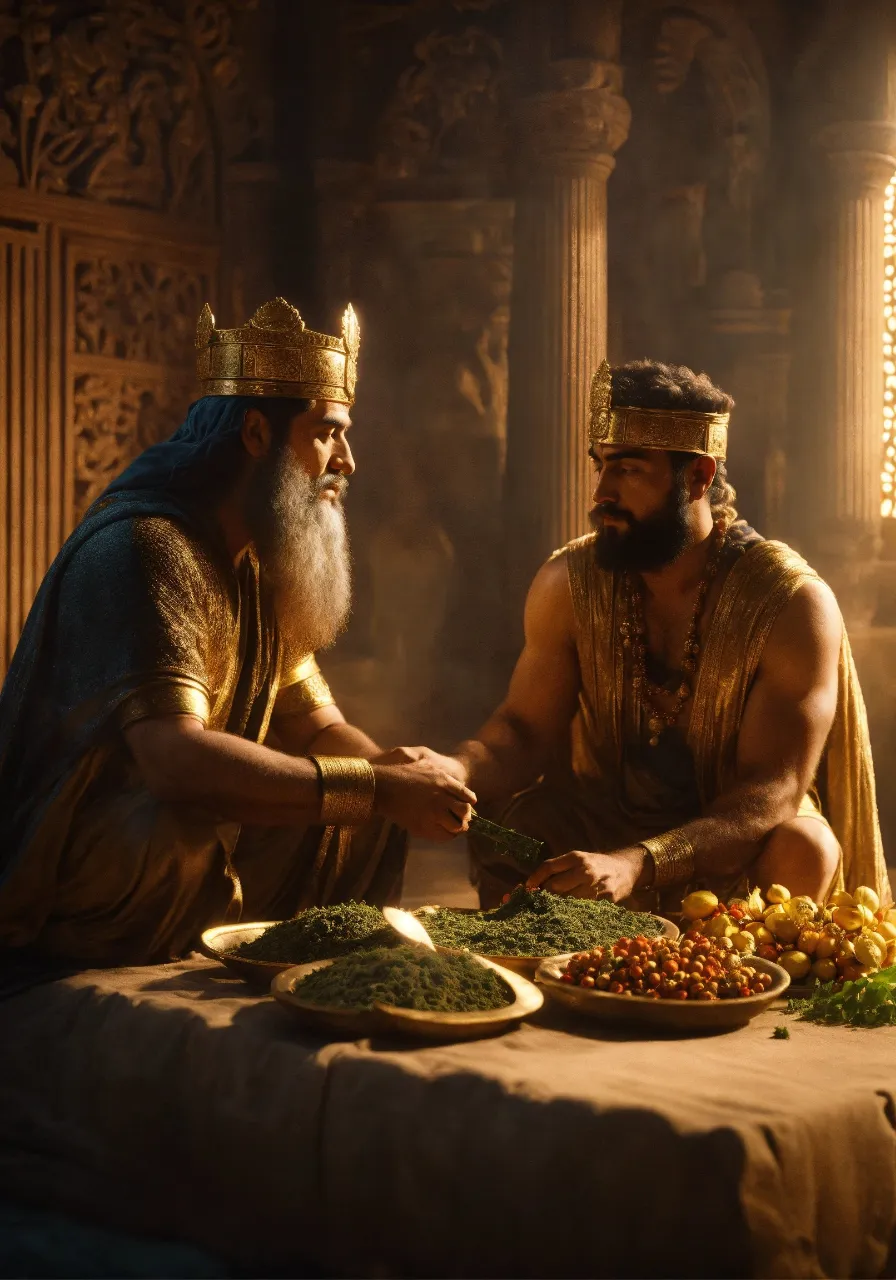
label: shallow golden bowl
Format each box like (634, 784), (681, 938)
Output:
(199, 921), (292, 983)
(535, 953), (790, 1032)
(270, 952), (544, 1042)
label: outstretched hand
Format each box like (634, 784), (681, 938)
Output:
(525, 847), (646, 901)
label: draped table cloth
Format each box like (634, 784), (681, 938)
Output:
(1, 957), (894, 1278)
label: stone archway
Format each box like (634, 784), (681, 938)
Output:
(0, 0), (272, 671)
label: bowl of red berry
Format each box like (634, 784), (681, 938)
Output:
(535, 928), (790, 1031)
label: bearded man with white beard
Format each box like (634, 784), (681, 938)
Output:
(0, 298), (474, 970)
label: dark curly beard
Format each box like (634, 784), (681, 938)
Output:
(592, 474), (691, 572)
(246, 444), (352, 654)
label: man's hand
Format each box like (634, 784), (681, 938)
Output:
(373, 758), (476, 843)
(371, 745), (468, 783)
(525, 846), (646, 901)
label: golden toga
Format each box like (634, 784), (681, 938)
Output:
(0, 498), (405, 967)
(473, 532), (889, 912)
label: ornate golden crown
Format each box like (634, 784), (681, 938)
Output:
(588, 360), (729, 460)
(195, 297), (360, 405)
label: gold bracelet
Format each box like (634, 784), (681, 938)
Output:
(310, 755), (376, 827)
(640, 829), (696, 889)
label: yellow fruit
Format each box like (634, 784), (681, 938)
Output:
(681, 890), (719, 921)
(763, 904), (788, 924)
(779, 950), (811, 980)
(832, 906), (864, 933)
(705, 913), (734, 938)
(868, 931), (889, 955)
(797, 928), (820, 955)
(886, 940), (896, 967)
(745, 887), (765, 920)
(732, 931), (756, 954)
(766, 884), (791, 905)
(880, 922), (896, 942)
(829, 890), (855, 908)
(858, 905), (876, 928)
(770, 915), (800, 944)
(854, 935), (884, 971)
(854, 886), (881, 914)
(886, 908), (896, 927)
(744, 922), (775, 945)
(814, 933), (838, 960)
(810, 958), (838, 983)
(786, 898), (816, 927)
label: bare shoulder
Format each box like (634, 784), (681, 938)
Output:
(760, 578), (842, 685)
(524, 553), (575, 641)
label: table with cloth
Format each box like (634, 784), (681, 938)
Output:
(1, 957), (895, 1279)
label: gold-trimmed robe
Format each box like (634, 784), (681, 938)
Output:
(0, 501), (403, 966)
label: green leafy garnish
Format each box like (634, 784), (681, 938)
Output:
(772, 1025), (790, 1039)
(787, 965), (896, 1028)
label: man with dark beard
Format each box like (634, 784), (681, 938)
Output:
(449, 359), (888, 913)
(0, 297), (474, 968)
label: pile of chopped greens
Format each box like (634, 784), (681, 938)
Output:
(234, 902), (393, 964)
(295, 945), (514, 1012)
(787, 966), (896, 1028)
(416, 886), (664, 958)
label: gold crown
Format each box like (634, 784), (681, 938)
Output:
(195, 297), (360, 405)
(588, 360), (729, 460)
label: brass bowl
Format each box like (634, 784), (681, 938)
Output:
(416, 907), (680, 980)
(535, 953), (790, 1032)
(271, 953), (544, 1042)
(199, 921), (292, 983)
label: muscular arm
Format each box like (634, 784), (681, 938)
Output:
(680, 579), (842, 880)
(456, 555), (581, 804)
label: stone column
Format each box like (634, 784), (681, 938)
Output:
(504, 53), (630, 600)
(221, 161), (280, 322)
(808, 121), (896, 623)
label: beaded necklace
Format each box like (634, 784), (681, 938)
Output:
(620, 525), (728, 747)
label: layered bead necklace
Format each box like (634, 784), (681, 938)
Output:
(620, 524), (729, 747)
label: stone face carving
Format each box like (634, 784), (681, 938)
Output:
(649, 8), (769, 275)
(375, 27), (506, 183)
(0, 0), (268, 214)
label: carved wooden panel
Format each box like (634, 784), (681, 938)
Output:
(0, 189), (218, 674)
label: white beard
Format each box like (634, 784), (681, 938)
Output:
(246, 446), (352, 656)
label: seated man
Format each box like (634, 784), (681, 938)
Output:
(0, 297), (473, 967)
(451, 359), (888, 911)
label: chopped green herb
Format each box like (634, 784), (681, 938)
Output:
(417, 886), (664, 958)
(235, 902), (393, 964)
(787, 965), (896, 1028)
(772, 1025), (790, 1039)
(295, 945), (514, 1012)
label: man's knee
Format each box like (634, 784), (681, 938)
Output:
(755, 817), (841, 900)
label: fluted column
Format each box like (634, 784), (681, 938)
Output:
(810, 122), (896, 623)
(504, 54), (630, 601)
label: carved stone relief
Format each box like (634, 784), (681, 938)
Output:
(375, 26), (506, 187)
(0, 0), (269, 216)
(74, 258), (208, 363)
(648, 6), (769, 281)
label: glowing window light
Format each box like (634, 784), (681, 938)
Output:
(883, 173), (896, 517)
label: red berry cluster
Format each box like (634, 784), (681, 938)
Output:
(562, 931), (775, 1001)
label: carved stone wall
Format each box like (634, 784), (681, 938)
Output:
(0, 0), (272, 672)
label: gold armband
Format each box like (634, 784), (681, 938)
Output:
(310, 755), (375, 827)
(640, 830), (695, 889)
(117, 678), (211, 730)
(276, 654), (335, 716)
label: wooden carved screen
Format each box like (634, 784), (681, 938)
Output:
(0, 190), (217, 670)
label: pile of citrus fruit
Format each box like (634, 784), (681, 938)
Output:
(679, 884), (896, 984)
